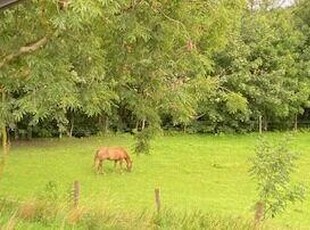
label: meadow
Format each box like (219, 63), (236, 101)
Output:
(0, 132), (310, 229)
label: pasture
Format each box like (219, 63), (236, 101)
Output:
(0, 132), (310, 229)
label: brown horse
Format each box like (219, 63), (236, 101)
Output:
(93, 147), (132, 174)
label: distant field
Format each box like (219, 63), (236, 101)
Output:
(0, 132), (310, 229)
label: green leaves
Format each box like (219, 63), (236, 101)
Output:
(0, 1), (114, 119)
(249, 135), (306, 219)
(1, 0), (309, 143)
(224, 92), (248, 114)
(211, 4), (309, 131)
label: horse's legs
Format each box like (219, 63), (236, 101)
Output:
(125, 159), (131, 172)
(114, 160), (119, 173)
(94, 158), (100, 174)
(119, 160), (124, 173)
(113, 160), (122, 173)
(99, 160), (104, 174)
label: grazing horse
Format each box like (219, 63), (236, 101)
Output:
(93, 147), (132, 174)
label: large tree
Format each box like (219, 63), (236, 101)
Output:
(211, 3), (309, 132)
(1, 1), (247, 154)
(101, 0), (246, 150)
(0, 0), (119, 161)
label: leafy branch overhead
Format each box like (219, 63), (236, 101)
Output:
(0, 0), (310, 150)
(0, 35), (49, 69)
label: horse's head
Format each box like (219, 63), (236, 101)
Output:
(126, 159), (133, 172)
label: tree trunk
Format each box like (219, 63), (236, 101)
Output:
(263, 115), (268, 132)
(68, 115), (74, 137)
(0, 90), (8, 178)
(105, 116), (109, 133)
(258, 115), (262, 134)
(1, 90), (8, 156)
(102, 116), (109, 133)
(294, 114), (298, 131)
(27, 124), (32, 139)
(0, 125), (8, 179)
(98, 114), (109, 134)
(141, 119), (146, 130)
(14, 123), (19, 140)
(135, 120), (139, 131)
(182, 124), (187, 133)
(1, 126), (8, 156)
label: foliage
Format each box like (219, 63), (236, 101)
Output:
(249, 135), (306, 219)
(0, 0), (119, 151)
(211, 5), (310, 133)
(0, 0), (248, 153)
(1, 0), (310, 149)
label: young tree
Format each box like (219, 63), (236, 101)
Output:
(249, 135), (306, 220)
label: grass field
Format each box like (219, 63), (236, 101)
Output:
(0, 132), (310, 229)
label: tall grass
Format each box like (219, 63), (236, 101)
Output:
(0, 196), (283, 229)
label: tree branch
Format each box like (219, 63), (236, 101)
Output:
(0, 36), (49, 69)
(115, 0), (143, 16)
(193, 113), (206, 120)
(144, 1), (191, 40)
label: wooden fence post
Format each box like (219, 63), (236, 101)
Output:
(254, 201), (265, 228)
(154, 188), (161, 213)
(258, 115), (262, 135)
(73, 180), (80, 208)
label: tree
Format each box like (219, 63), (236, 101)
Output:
(249, 135), (305, 220)
(293, 0), (310, 127)
(212, 4), (309, 132)
(0, 0), (120, 167)
(1, 0), (247, 154)
(101, 0), (246, 151)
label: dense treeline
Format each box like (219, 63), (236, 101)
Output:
(0, 0), (310, 151)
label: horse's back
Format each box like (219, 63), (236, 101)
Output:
(96, 146), (128, 160)
(95, 147), (109, 159)
(115, 147), (131, 159)
(108, 147), (128, 159)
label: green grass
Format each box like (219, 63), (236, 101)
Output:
(0, 132), (310, 229)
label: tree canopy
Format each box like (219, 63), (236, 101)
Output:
(0, 0), (309, 152)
